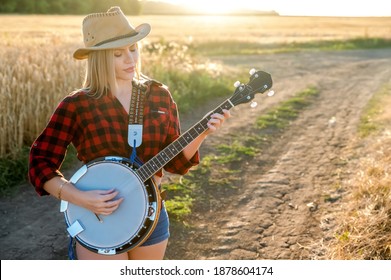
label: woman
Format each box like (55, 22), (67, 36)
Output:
(28, 6), (230, 260)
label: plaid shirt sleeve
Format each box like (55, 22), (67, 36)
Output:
(28, 96), (77, 196)
(161, 90), (200, 175)
(142, 82), (200, 175)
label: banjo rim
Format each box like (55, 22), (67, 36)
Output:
(62, 156), (162, 255)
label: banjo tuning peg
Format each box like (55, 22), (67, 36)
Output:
(267, 90), (275, 97)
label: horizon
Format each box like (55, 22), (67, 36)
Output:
(153, 0), (390, 17)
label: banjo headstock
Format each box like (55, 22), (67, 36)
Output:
(229, 69), (273, 107)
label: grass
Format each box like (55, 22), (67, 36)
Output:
(162, 178), (195, 220)
(161, 174), (197, 221)
(191, 38), (391, 56)
(215, 141), (259, 164)
(327, 84), (391, 260)
(0, 147), (30, 196)
(329, 152), (391, 259)
(256, 86), (320, 130)
(0, 144), (79, 197)
(358, 84), (391, 137)
(149, 67), (234, 114)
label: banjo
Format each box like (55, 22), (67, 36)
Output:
(60, 69), (273, 255)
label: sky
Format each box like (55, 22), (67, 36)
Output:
(157, 0), (390, 17)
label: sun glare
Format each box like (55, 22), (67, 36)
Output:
(185, 1), (239, 14)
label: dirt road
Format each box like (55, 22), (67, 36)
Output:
(1, 48), (390, 260)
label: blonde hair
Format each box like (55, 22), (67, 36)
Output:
(82, 44), (142, 98)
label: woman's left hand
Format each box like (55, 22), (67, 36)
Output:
(205, 109), (231, 135)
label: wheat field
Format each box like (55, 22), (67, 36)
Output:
(1, 15), (391, 158)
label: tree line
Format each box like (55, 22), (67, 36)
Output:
(0, 0), (143, 15)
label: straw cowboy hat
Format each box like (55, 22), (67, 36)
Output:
(73, 6), (151, 60)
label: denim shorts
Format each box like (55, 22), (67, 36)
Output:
(141, 202), (170, 246)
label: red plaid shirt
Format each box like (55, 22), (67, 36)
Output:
(29, 80), (199, 196)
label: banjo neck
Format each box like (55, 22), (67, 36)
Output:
(135, 99), (234, 182)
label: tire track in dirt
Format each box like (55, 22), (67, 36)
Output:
(166, 49), (391, 259)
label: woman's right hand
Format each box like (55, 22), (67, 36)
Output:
(43, 177), (124, 216)
(78, 188), (124, 216)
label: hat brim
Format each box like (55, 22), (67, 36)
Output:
(73, 23), (151, 60)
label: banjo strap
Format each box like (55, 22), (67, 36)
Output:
(128, 82), (146, 125)
(128, 81), (147, 163)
